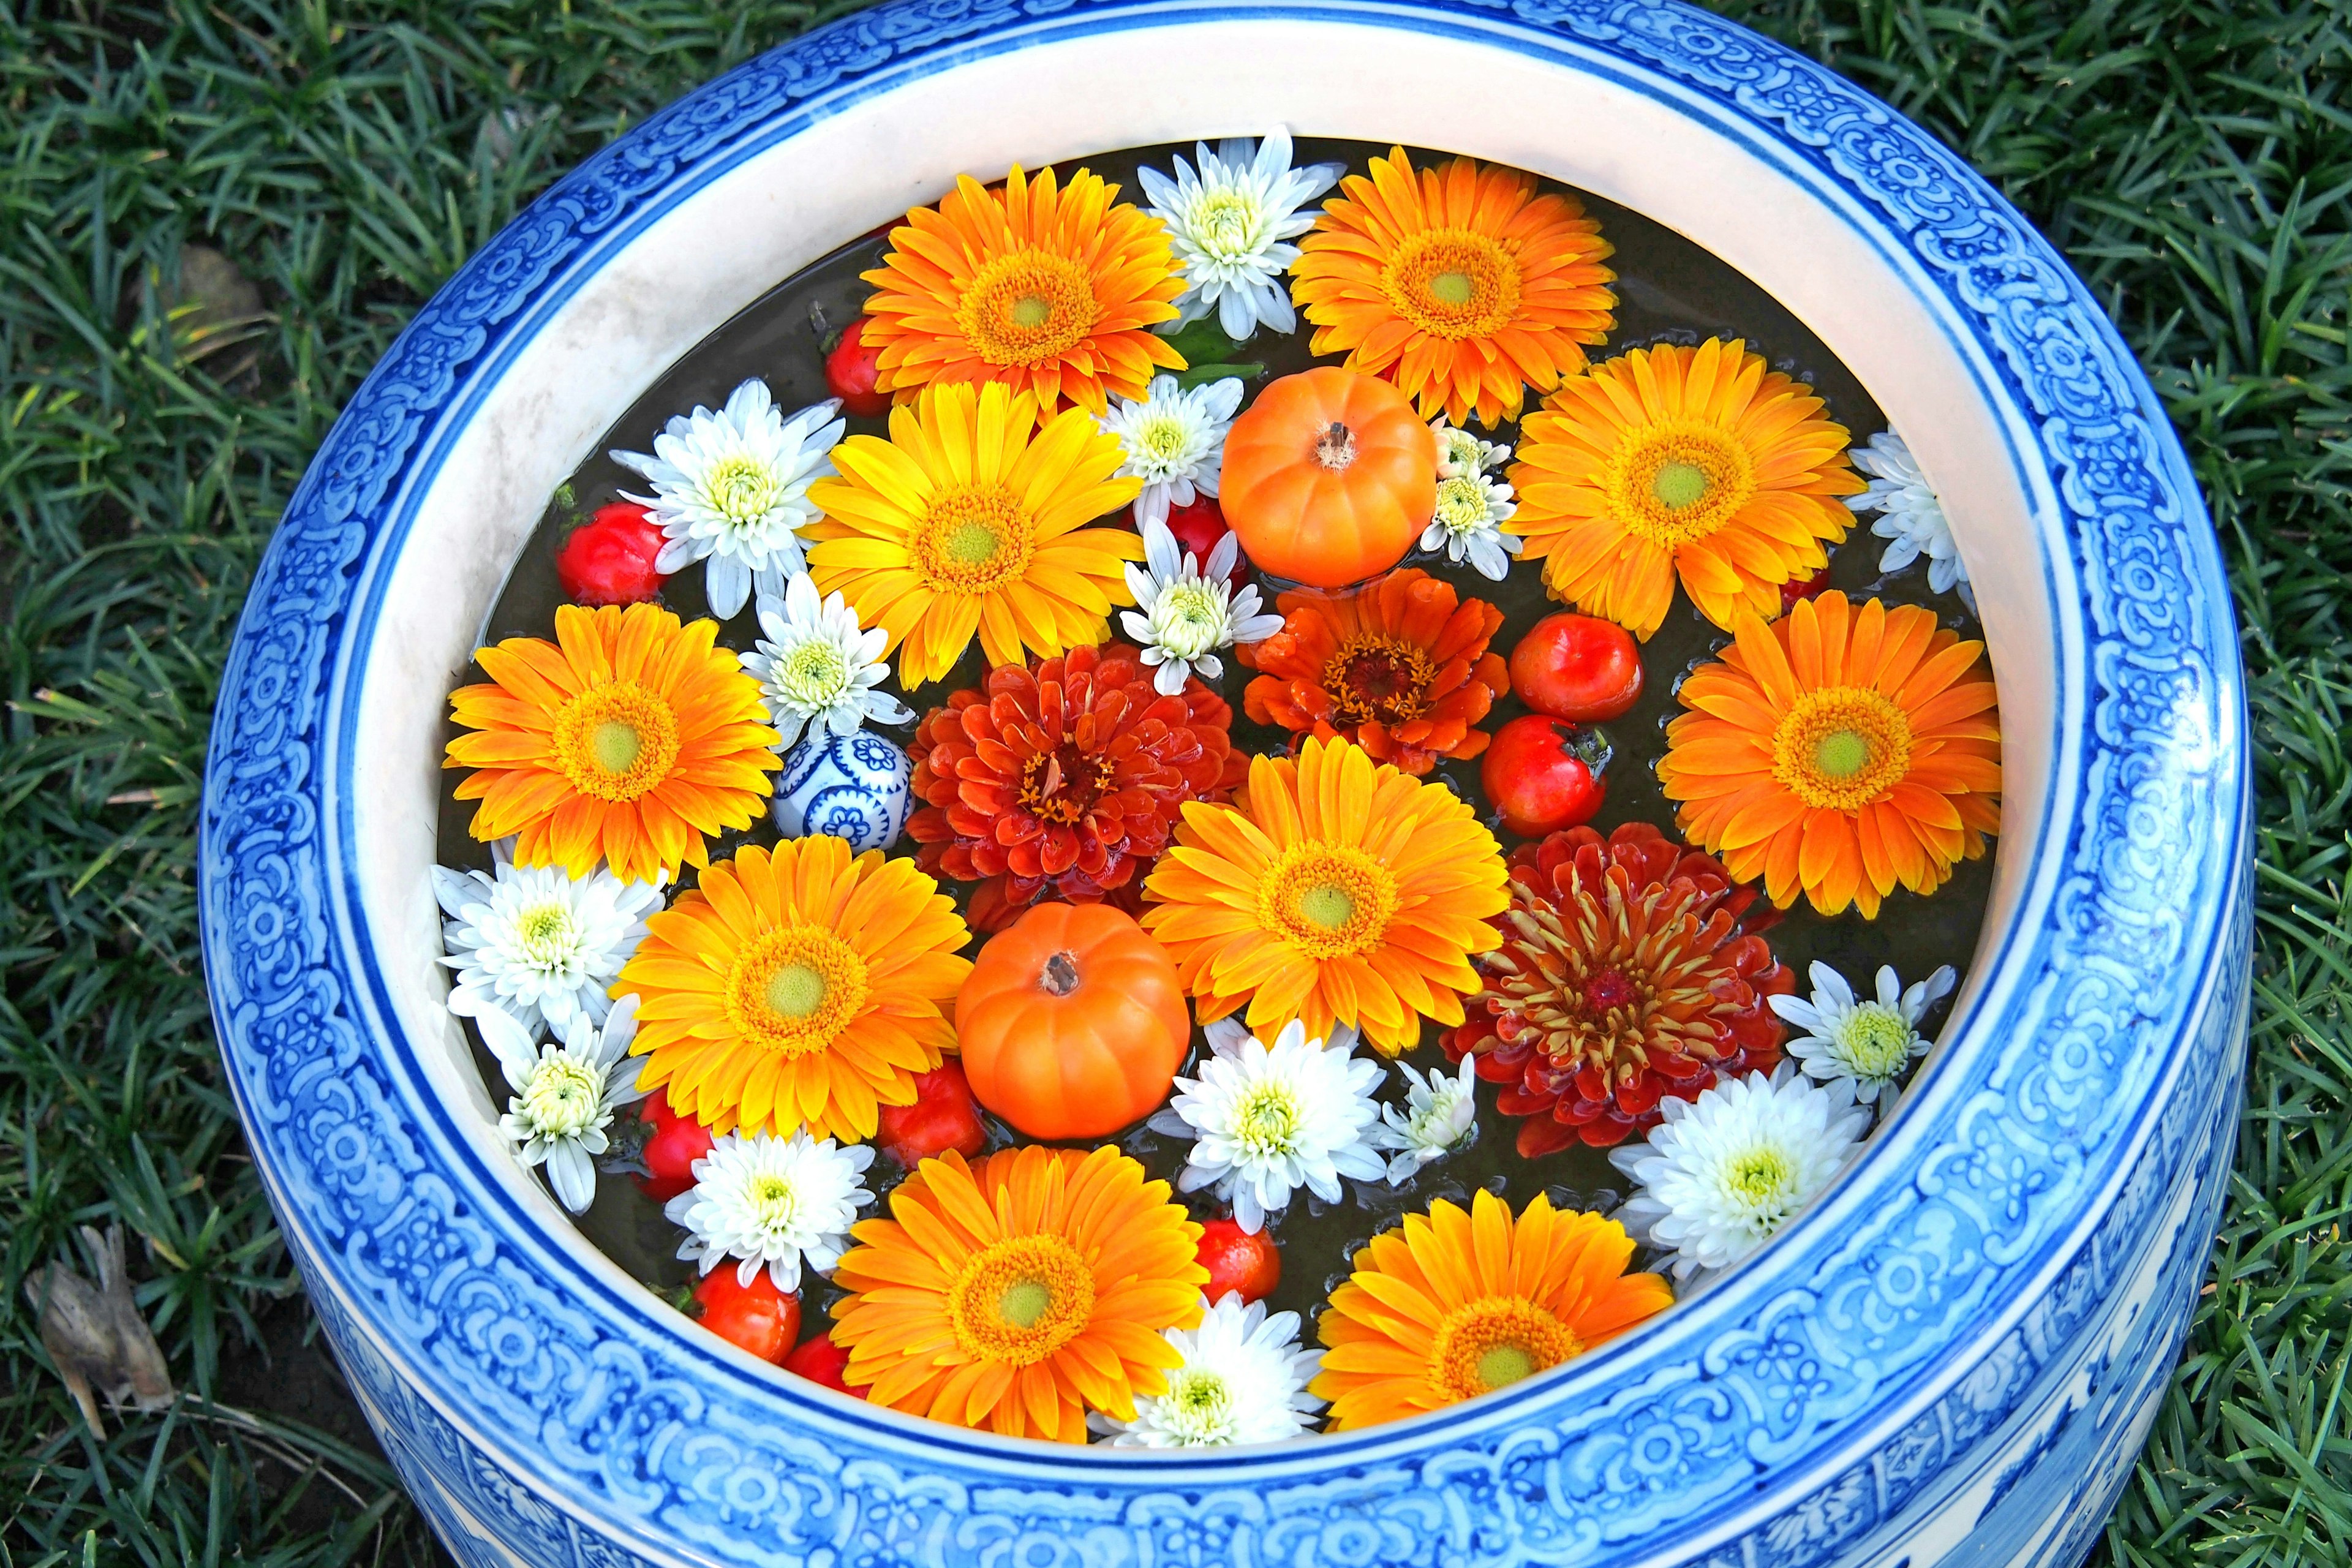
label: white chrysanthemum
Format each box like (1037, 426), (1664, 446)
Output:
(739, 571), (913, 751)
(1846, 431), (1974, 611)
(1770, 960), (1955, 1103)
(1420, 468), (1523, 581)
(1098, 375), (1244, 529)
(1430, 417), (1510, 480)
(433, 840), (660, 1036)
(664, 1129), (875, 1292)
(1140, 127), (1344, 341)
(477, 998), (648, 1215)
(1374, 1054), (1480, 1183)
(1609, 1065), (1869, 1282)
(611, 380), (845, 618)
(1120, 518), (1285, 695)
(1089, 1293), (1324, 1447)
(1149, 1017), (1387, 1232)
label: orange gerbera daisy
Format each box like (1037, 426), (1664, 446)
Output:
(1289, 146), (1616, 426)
(859, 164), (1186, 413)
(1141, 735), (1507, 1055)
(443, 602), (779, 884)
(1238, 567), (1510, 775)
(805, 380), (1145, 688)
(1312, 1189), (1670, 1430)
(613, 836), (972, 1140)
(1507, 338), (1863, 639)
(1658, 592), (2002, 918)
(830, 1145), (1206, 1442)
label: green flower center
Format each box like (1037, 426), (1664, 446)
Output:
(765, 962), (828, 1020)
(748, 1170), (801, 1229)
(1233, 1083), (1304, 1157)
(514, 903), (579, 967)
(705, 453), (782, 522)
(1434, 475), (1491, 535)
(997, 1278), (1052, 1329)
(1476, 1344), (1535, 1390)
(1134, 415), (1193, 467)
(1430, 270), (1476, 306)
(1726, 1148), (1796, 1206)
(1152, 581), (1227, 659)
(1838, 1004), (1918, 1079)
(1298, 884), (1355, 930)
(775, 638), (851, 706)
(590, 720), (643, 776)
(1651, 459), (1710, 510)
(1009, 295), (1054, 329)
(520, 1057), (601, 1139)
(1814, 729), (1872, 779)
(1191, 190), (1259, 257)
(943, 518), (1003, 565)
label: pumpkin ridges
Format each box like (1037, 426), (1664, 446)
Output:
(1220, 368), (1437, 588)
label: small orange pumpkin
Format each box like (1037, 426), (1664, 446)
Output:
(955, 902), (1191, 1140)
(1220, 366), (1438, 587)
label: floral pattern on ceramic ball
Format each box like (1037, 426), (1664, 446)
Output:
(771, 728), (910, 853)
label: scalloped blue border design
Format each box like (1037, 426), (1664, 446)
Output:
(199, 2), (2250, 1564)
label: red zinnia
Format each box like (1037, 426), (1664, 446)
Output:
(907, 642), (1245, 930)
(1445, 821), (1790, 1154)
(1237, 568), (1509, 776)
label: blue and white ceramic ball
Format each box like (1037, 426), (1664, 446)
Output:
(771, 728), (909, 853)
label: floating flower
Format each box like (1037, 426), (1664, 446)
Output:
(1374, 1054), (1480, 1182)
(1149, 1018), (1388, 1232)
(1142, 736), (1508, 1057)
(1657, 591), (2002, 917)
(1311, 1189), (1669, 1430)
(1431, 416), (1509, 480)
(476, 998), (647, 1215)
(1099, 375), (1243, 529)
(614, 835), (972, 1141)
(830, 1145), (1208, 1442)
(444, 602), (781, 884)
(1090, 1292), (1325, 1447)
(432, 839), (662, 1036)
(905, 641), (1245, 929)
(1140, 127), (1344, 341)
(663, 1128), (875, 1292)
(1420, 466), (1521, 581)
(739, 571), (914, 751)
(1446, 821), (1789, 1155)
(1609, 1064), (1869, 1282)
(1771, 960), (1954, 1102)
(804, 380), (1145, 686)
(1291, 146), (1616, 426)
(1120, 518), (1284, 695)
(610, 380), (843, 618)
(1238, 568), (1510, 775)
(1507, 339), (1863, 638)
(858, 164), (1186, 412)
(1847, 431), (1975, 611)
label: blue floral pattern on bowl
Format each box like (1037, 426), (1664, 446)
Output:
(771, 728), (910, 853)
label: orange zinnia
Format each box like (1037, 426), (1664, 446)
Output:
(1658, 592), (2001, 918)
(1238, 567), (1510, 775)
(1289, 147), (1615, 426)
(830, 1145), (1206, 1442)
(1142, 736), (1507, 1056)
(443, 602), (779, 884)
(614, 836), (972, 1140)
(1507, 338), (1863, 639)
(859, 164), (1186, 413)
(1312, 1189), (1670, 1430)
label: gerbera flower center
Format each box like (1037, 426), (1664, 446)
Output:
(775, 638), (851, 705)
(1607, 421), (1758, 546)
(513, 902), (582, 969)
(1771, 687), (1914, 811)
(703, 452), (783, 524)
(1231, 1082), (1305, 1157)
(1383, 228), (1520, 340)
(958, 249), (1104, 366)
(551, 682), (683, 803)
(1838, 1005), (1916, 1078)
(1260, 843), (1398, 958)
(946, 1234), (1097, 1366)
(1430, 1295), (1580, 1400)
(1322, 634), (1436, 727)
(1018, 744), (1117, 826)
(912, 483), (1036, 594)
(519, 1057), (601, 1139)
(725, 925), (870, 1058)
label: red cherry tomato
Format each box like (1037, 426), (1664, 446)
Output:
(554, 501), (668, 606)
(1482, 715), (1610, 837)
(692, 1269), (801, 1364)
(1509, 612), (1643, 722)
(875, 1060), (989, 1169)
(1195, 1217), (1281, 1305)
(1161, 496), (1245, 584)
(824, 317), (893, 418)
(783, 1329), (865, 1396)
(1780, 565), (1834, 612)
(632, 1087), (715, 1203)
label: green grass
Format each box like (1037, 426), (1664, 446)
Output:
(0, 0), (2345, 1562)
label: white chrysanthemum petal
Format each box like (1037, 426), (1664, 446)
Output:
(1769, 961), (1954, 1103)
(1161, 1019), (1385, 1232)
(436, 842), (660, 1038)
(1374, 1054), (1480, 1182)
(739, 575), (911, 751)
(1144, 129), (1344, 342)
(1090, 1292), (1325, 1447)
(1118, 517), (1267, 690)
(1099, 376), (1243, 532)
(1845, 431), (1973, 611)
(664, 1130), (876, 1294)
(488, 1000), (646, 1215)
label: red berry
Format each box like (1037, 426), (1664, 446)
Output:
(1779, 565), (1834, 612)
(1509, 612), (1644, 722)
(824, 318), (893, 418)
(632, 1088), (715, 1203)
(783, 1329), (864, 1396)
(554, 501), (667, 606)
(692, 1269), (801, 1364)
(1161, 496), (1245, 584)
(876, 1060), (989, 1169)
(1482, 715), (1610, 837)
(1195, 1217), (1281, 1305)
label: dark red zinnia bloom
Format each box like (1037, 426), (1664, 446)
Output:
(1445, 821), (1789, 1155)
(905, 643), (1245, 930)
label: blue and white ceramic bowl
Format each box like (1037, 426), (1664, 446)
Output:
(198, 2), (2250, 1565)
(773, 729), (911, 854)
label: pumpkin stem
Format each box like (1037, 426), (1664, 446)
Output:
(1314, 420), (1357, 470)
(1040, 951), (1081, 997)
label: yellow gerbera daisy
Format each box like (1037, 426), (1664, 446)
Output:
(1140, 735), (1507, 1056)
(805, 380), (1145, 687)
(1289, 146), (1616, 426)
(831, 1145), (1206, 1442)
(614, 836), (973, 1140)
(443, 602), (779, 884)
(1507, 337), (1864, 639)
(859, 163), (1186, 413)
